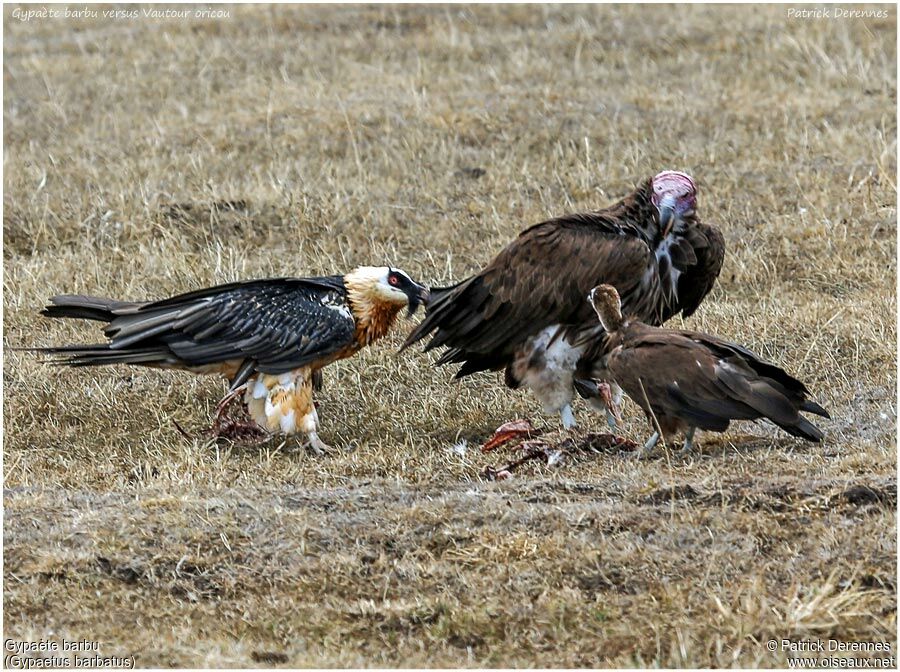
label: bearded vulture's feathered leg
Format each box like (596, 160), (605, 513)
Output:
(245, 368), (332, 453)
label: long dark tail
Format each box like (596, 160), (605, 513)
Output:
(772, 415), (825, 442)
(693, 333), (831, 442)
(41, 294), (142, 322)
(770, 398), (830, 442)
(750, 362), (830, 443)
(800, 398), (831, 418)
(31, 344), (172, 367)
(713, 358), (831, 443)
(28, 295), (172, 368)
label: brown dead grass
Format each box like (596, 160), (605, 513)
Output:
(3, 4), (897, 668)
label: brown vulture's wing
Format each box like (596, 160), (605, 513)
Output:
(664, 219), (726, 321)
(405, 214), (658, 376)
(676, 330), (830, 418)
(606, 327), (750, 432)
(610, 326), (828, 440)
(38, 277), (357, 378)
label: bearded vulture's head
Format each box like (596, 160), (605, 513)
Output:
(346, 266), (430, 317)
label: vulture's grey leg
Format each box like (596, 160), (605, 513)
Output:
(244, 368), (332, 453)
(631, 431), (660, 459)
(679, 427), (696, 456)
(560, 404), (577, 430)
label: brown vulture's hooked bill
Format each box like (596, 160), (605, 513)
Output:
(403, 171), (725, 430)
(33, 266), (428, 453)
(587, 284), (830, 458)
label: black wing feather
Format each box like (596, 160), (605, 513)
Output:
(666, 220), (726, 321)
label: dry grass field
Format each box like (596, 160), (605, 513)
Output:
(3, 4), (897, 668)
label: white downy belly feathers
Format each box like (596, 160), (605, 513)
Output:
(244, 369), (318, 435)
(514, 325), (584, 414)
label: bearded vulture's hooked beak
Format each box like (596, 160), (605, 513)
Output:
(406, 282), (430, 317)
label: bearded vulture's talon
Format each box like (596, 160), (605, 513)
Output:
(33, 267), (428, 448)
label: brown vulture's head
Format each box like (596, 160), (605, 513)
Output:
(589, 284), (624, 333)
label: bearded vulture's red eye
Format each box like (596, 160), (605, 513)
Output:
(389, 275), (399, 286)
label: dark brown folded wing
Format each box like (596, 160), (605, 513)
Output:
(406, 214), (660, 375)
(607, 324), (828, 440)
(664, 219), (726, 321)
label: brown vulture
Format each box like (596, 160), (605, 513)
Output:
(403, 171), (725, 429)
(33, 267), (428, 453)
(588, 284), (830, 456)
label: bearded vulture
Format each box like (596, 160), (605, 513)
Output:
(403, 171), (725, 428)
(588, 284), (829, 457)
(35, 267), (428, 453)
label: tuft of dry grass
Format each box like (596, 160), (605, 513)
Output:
(4, 4), (896, 668)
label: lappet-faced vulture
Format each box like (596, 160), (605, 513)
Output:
(404, 171), (725, 428)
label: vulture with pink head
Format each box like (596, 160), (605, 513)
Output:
(587, 284), (830, 457)
(404, 171), (725, 428)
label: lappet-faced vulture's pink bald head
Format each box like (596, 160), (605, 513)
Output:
(651, 170), (697, 237)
